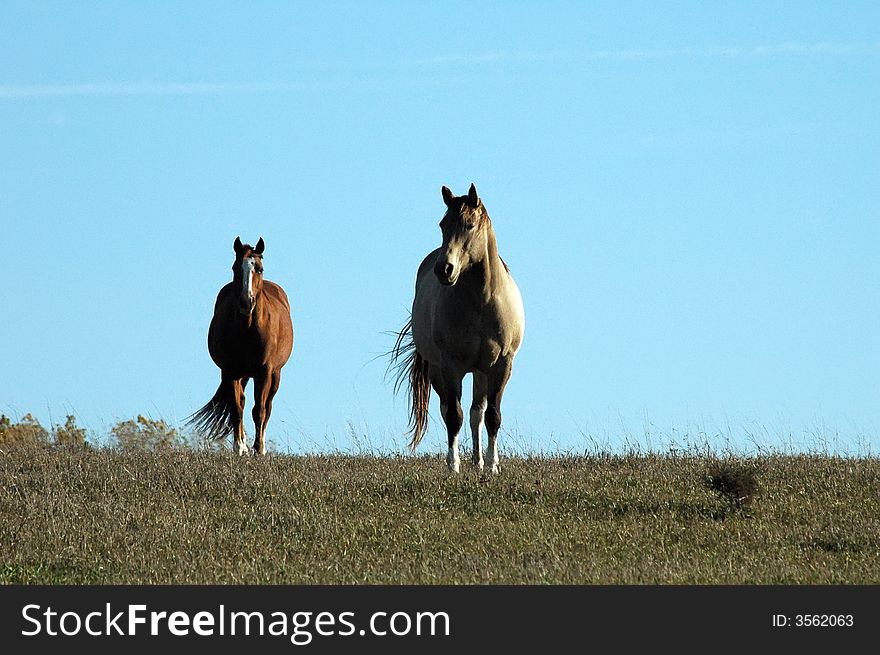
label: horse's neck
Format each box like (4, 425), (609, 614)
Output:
(252, 291), (270, 328)
(238, 310), (256, 331)
(473, 223), (507, 300)
(234, 290), (267, 331)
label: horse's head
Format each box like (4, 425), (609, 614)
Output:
(434, 183), (490, 286)
(232, 236), (265, 316)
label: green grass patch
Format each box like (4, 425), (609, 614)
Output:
(1, 447), (878, 584)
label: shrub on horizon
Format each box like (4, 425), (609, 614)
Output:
(111, 415), (181, 452)
(0, 413), (50, 447)
(53, 415), (90, 449)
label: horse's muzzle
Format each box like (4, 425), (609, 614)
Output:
(434, 260), (457, 286)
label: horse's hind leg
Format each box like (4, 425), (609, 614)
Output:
(470, 373), (488, 472)
(240, 377), (249, 412)
(485, 362), (512, 474)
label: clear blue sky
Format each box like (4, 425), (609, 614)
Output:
(1, 2), (877, 455)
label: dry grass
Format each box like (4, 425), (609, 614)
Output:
(1, 446), (879, 584)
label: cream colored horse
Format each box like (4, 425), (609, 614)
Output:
(392, 184), (524, 473)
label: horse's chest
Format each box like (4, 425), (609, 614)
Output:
(211, 324), (268, 369)
(433, 306), (505, 367)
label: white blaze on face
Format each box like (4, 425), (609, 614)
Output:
(241, 256), (256, 308)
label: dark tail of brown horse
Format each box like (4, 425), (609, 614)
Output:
(186, 382), (236, 441)
(388, 318), (431, 450)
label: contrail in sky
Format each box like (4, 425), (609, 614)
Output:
(1, 42), (876, 98)
(0, 81), (306, 99)
(422, 41), (880, 64)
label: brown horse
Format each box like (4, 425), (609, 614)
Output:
(188, 237), (294, 455)
(391, 184), (525, 474)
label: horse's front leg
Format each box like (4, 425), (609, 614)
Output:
(484, 361), (512, 475)
(470, 372), (488, 472)
(226, 376), (248, 456)
(434, 367), (464, 474)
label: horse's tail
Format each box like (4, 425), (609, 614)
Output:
(186, 382), (236, 442)
(388, 318), (431, 451)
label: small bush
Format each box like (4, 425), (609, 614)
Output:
(705, 462), (759, 510)
(111, 415), (181, 452)
(0, 414), (50, 447)
(53, 415), (90, 449)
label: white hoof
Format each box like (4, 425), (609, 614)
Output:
(234, 442), (249, 456)
(446, 448), (460, 474)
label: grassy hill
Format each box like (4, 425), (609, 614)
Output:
(1, 446), (878, 584)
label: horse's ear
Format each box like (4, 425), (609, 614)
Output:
(233, 236), (244, 255)
(441, 185), (455, 207)
(467, 183), (480, 207)
(254, 237), (265, 255)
